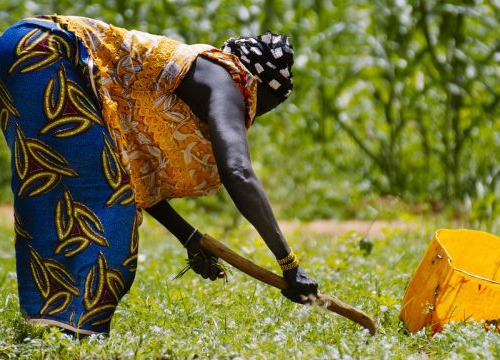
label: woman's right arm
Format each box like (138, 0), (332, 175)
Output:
(176, 56), (318, 303)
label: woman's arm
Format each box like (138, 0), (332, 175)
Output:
(145, 201), (225, 280)
(177, 57), (289, 259)
(145, 201), (199, 245)
(176, 57), (318, 302)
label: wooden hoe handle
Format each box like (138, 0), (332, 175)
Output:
(200, 234), (377, 335)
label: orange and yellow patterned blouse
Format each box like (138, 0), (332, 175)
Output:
(30, 15), (258, 208)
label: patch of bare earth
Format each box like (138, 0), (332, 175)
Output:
(0, 204), (12, 218)
(0, 203), (415, 237)
(279, 219), (415, 238)
(0, 204), (13, 230)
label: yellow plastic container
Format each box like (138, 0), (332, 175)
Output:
(400, 229), (500, 333)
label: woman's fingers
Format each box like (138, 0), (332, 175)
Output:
(202, 260), (210, 279)
(209, 265), (218, 280)
(189, 251), (225, 281)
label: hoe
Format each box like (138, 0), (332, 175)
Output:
(200, 234), (378, 335)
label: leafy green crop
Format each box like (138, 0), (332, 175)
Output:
(1, 1), (500, 222)
(1, 210), (500, 359)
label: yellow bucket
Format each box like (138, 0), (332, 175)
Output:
(400, 229), (500, 333)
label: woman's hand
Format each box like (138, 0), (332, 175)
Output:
(281, 266), (318, 304)
(185, 235), (226, 281)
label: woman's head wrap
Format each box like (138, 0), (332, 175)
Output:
(222, 31), (294, 100)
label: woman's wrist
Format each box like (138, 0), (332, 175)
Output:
(277, 249), (299, 271)
(183, 229), (202, 250)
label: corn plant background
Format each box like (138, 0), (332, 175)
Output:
(2, 1), (500, 223)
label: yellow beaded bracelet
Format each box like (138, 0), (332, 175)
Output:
(277, 249), (296, 265)
(280, 257), (299, 271)
(277, 249), (299, 271)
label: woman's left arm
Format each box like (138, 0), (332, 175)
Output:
(146, 201), (225, 281)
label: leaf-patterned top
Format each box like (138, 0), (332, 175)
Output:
(29, 15), (258, 208)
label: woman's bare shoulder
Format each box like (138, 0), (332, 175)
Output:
(189, 56), (238, 90)
(175, 56), (243, 120)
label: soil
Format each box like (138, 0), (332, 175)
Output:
(0, 204), (12, 218)
(279, 219), (413, 238)
(0, 204), (412, 237)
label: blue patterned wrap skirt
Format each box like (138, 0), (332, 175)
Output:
(0, 19), (139, 335)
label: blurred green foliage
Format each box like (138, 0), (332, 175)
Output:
(1, 0), (500, 221)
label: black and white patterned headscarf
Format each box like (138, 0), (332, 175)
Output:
(222, 31), (294, 100)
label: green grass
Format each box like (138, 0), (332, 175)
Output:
(1, 211), (500, 359)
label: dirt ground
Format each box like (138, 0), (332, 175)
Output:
(0, 204), (413, 238)
(0, 204), (13, 230)
(0, 204), (11, 215)
(278, 218), (414, 238)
